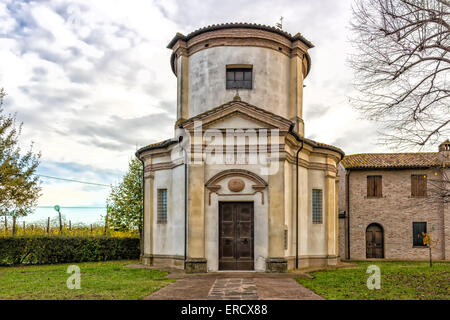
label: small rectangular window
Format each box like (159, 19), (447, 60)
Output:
(157, 189), (167, 224)
(367, 176), (382, 197)
(413, 222), (427, 246)
(411, 175), (427, 197)
(312, 189), (323, 224)
(226, 66), (252, 90)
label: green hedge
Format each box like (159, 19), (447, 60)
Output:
(0, 236), (140, 266)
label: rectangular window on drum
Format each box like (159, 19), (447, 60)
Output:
(157, 189), (167, 224)
(413, 222), (427, 246)
(226, 67), (252, 89)
(312, 189), (323, 224)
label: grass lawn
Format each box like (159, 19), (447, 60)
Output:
(0, 260), (174, 300)
(295, 261), (450, 300)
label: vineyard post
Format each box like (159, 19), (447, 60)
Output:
(69, 220), (71, 230)
(23, 221), (25, 230)
(47, 217), (50, 234)
(53, 205), (62, 233)
(90, 224), (93, 234)
(104, 207), (108, 235)
(12, 216), (16, 236)
(4, 216), (6, 231)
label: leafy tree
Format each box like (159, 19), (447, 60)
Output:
(350, 0), (449, 149)
(106, 157), (143, 232)
(0, 88), (41, 222)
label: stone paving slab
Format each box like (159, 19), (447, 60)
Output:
(145, 274), (324, 300)
(255, 278), (325, 300)
(144, 277), (216, 300)
(208, 278), (258, 300)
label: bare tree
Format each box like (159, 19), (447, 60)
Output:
(428, 165), (449, 204)
(349, 0), (450, 149)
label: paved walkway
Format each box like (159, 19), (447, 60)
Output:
(144, 273), (324, 300)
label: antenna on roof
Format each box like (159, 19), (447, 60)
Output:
(276, 16), (283, 29)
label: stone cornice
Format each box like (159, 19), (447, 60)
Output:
(168, 24), (313, 77)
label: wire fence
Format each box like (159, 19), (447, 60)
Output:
(0, 210), (139, 238)
(0, 174), (138, 237)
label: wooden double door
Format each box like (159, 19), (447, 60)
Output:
(219, 202), (254, 270)
(366, 224), (384, 258)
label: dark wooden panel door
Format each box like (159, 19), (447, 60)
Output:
(366, 224), (384, 258)
(219, 202), (254, 270)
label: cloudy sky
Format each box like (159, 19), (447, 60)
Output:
(0, 0), (394, 210)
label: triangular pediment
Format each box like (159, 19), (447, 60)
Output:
(179, 100), (293, 131)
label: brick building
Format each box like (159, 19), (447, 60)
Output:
(338, 140), (450, 261)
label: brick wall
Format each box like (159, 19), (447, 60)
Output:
(337, 164), (347, 259)
(339, 168), (447, 260)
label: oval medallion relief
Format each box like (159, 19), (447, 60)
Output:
(228, 178), (245, 192)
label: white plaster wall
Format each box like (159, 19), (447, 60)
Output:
(188, 47), (290, 119)
(298, 166), (310, 255)
(284, 161), (293, 257)
(153, 165), (185, 256)
(204, 164), (269, 272)
(306, 169), (327, 256)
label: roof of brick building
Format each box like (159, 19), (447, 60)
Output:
(341, 152), (441, 169)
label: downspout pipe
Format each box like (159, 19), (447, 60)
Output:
(295, 140), (304, 269)
(346, 169), (351, 260)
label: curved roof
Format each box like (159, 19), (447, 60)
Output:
(167, 22), (314, 49)
(167, 22), (313, 77)
(135, 138), (178, 157)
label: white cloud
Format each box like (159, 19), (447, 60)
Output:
(0, 0), (394, 216)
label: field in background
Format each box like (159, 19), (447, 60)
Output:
(0, 224), (138, 238)
(1, 212), (139, 238)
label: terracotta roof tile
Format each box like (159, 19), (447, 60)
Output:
(167, 22), (314, 49)
(135, 138), (178, 157)
(341, 153), (440, 169)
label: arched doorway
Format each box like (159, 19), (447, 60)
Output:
(366, 223), (384, 258)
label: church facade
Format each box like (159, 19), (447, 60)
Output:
(136, 23), (344, 273)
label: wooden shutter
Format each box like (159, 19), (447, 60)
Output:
(367, 176), (382, 197)
(374, 176), (382, 197)
(367, 176), (374, 197)
(419, 175), (427, 196)
(411, 175), (427, 197)
(411, 175), (419, 197)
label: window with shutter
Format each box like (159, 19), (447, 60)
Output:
(411, 175), (427, 197)
(413, 222), (427, 246)
(367, 176), (382, 197)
